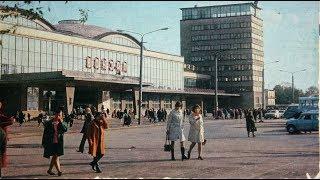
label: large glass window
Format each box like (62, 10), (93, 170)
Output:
(192, 9), (199, 19)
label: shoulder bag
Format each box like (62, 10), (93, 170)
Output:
(164, 133), (171, 152)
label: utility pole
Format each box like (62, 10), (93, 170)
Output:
(215, 55), (218, 118)
(279, 69), (306, 104)
(117, 28), (168, 125)
(138, 36), (143, 125)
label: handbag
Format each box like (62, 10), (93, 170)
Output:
(202, 139), (207, 146)
(164, 133), (171, 152)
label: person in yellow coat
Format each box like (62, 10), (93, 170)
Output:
(87, 112), (108, 173)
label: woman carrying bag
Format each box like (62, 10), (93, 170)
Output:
(166, 101), (188, 161)
(42, 108), (68, 176)
(187, 104), (205, 160)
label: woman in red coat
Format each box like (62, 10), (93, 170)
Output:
(0, 101), (14, 177)
(87, 112), (108, 173)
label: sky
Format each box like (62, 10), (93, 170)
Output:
(5, 1), (319, 91)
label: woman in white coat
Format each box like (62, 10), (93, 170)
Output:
(187, 104), (205, 160)
(166, 101), (188, 161)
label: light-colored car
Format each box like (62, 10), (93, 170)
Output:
(285, 110), (319, 134)
(279, 110), (285, 118)
(264, 110), (280, 119)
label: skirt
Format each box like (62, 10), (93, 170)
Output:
(52, 143), (60, 155)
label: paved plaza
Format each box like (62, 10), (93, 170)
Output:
(2, 117), (319, 179)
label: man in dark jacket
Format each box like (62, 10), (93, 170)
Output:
(77, 107), (94, 153)
(253, 109), (258, 122)
(18, 111), (25, 126)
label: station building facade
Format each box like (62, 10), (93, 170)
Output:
(0, 7), (239, 116)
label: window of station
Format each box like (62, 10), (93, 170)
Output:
(27, 87), (39, 110)
(0, 33), (184, 90)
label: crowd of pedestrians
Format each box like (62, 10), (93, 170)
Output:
(211, 107), (267, 122)
(0, 97), (282, 177)
(145, 108), (167, 123)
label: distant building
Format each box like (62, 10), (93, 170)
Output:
(180, 2), (264, 108)
(265, 89), (276, 106)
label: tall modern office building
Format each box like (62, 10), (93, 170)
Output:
(180, 2), (264, 108)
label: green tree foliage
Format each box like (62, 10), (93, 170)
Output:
(274, 85), (318, 104)
(304, 86), (319, 96)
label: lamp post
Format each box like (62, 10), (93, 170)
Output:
(279, 69), (306, 104)
(117, 27), (168, 125)
(210, 49), (229, 119)
(262, 60), (279, 109)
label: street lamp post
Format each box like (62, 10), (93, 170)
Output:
(279, 69), (306, 104)
(117, 28), (168, 125)
(262, 60), (279, 109)
(211, 49), (229, 119)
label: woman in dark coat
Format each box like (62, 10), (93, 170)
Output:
(0, 101), (14, 178)
(42, 108), (68, 176)
(245, 109), (257, 137)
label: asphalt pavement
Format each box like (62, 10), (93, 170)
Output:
(2, 117), (319, 179)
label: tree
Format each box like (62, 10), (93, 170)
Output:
(304, 86), (319, 96)
(274, 85), (304, 104)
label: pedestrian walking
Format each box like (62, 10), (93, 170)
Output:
(27, 113), (31, 122)
(245, 109), (257, 137)
(258, 108), (263, 123)
(123, 112), (131, 126)
(166, 101), (188, 161)
(38, 113), (43, 127)
(18, 111), (25, 126)
(253, 109), (258, 122)
(187, 104), (205, 160)
(0, 101), (14, 178)
(77, 107), (94, 153)
(87, 112), (108, 173)
(42, 108), (68, 176)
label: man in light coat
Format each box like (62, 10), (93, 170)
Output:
(166, 101), (188, 161)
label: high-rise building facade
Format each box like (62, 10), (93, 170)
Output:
(180, 3), (264, 108)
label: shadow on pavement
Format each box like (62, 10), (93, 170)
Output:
(7, 144), (42, 149)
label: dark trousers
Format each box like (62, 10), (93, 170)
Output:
(78, 133), (87, 153)
(92, 152), (104, 165)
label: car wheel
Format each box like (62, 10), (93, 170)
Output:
(287, 125), (297, 134)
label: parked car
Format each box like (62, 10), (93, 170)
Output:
(279, 110), (285, 118)
(264, 110), (280, 119)
(283, 104), (301, 119)
(285, 110), (319, 134)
